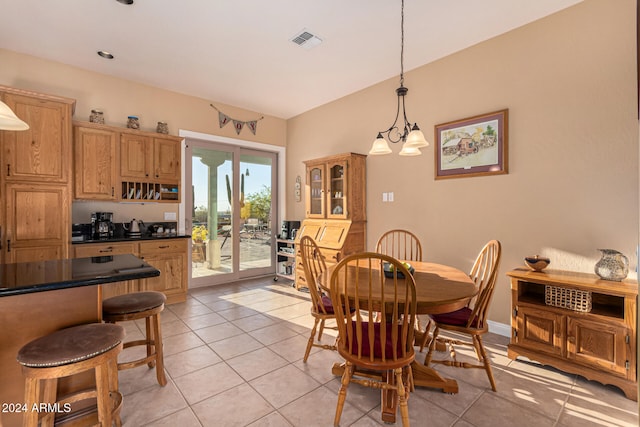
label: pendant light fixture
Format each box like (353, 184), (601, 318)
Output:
(0, 100), (29, 131)
(369, 0), (428, 156)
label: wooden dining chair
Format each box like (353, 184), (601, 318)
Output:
(299, 235), (339, 362)
(375, 229), (429, 351)
(375, 229), (423, 262)
(424, 240), (502, 391)
(330, 252), (417, 427)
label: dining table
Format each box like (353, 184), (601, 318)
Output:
(318, 260), (477, 424)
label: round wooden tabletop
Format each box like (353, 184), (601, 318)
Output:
(319, 260), (477, 315)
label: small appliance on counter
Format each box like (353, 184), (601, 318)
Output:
(91, 212), (114, 240)
(123, 219), (145, 238)
(280, 220), (300, 240)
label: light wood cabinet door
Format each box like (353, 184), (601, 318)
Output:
(3, 183), (69, 263)
(567, 316), (630, 378)
(74, 125), (117, 200)
(120, 133), (153, 179)
(515, 305), (565, 357)
(73, 242), (138, 299)
(2, 92), (72, 183)
(139, 239), (187, 304)
(306, 164), (325, 218)
(154, 137), (181, 182)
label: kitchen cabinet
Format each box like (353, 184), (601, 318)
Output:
(120, 132), (181, 188)
(138, 239), (188, 304)
(72, 121), (182, 202)
(73, 238), (189, 304)
(73, 123), (118, 200)
(507, 268), (637, 400)
(0, 86), (74, 264)
(303, 153), (366, 222)
(73, 242), (138, 299)
(1, 89), (74, 184)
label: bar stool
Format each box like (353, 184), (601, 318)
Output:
(102, 291), (167, 386)
(17, 323), (125, 427)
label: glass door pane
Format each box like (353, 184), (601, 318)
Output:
(239, 152), (275, 276)
(187, 141), (277, 286)
(191, 146), (235, 285)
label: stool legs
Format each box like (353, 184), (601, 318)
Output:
(149, 312), (166, 386)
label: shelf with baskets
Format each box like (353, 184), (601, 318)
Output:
(275, 239), (296, 282)
(506, 268), (637, 401)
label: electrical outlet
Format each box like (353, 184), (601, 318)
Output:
(164, 212), (177, 220)
(388, 192), (394, 202)
(382, 192), (388, 202)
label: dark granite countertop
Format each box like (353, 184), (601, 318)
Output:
(73, 233), (191, 244)
(0, 254), (160, 297)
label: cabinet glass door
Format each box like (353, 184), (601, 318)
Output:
(307, 166), (325, 217)
(328, 162), (347, 219)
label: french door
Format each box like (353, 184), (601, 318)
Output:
(186, 139), (277, 286)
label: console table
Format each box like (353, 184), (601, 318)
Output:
(507, 268), (637, 400)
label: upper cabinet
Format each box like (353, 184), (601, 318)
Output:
(74, 124), (117, 200)
(73, 121), (182, 203)
(2, 90), (75, 184)
(303, 153), (366, 222)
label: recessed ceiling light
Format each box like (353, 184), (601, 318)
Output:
(97, 51), (114, 59)
(116, 0), (134, 4)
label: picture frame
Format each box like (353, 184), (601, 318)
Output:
(434, 109), (508, 180)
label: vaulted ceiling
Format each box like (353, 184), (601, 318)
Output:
(1, 0), (582, 119)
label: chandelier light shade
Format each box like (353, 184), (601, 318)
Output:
(0, 100), (29, 131)
(369, 0), (429, 156)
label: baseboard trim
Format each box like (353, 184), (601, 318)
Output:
(488, 320), (510, 337)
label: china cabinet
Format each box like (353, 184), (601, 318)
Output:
(507, 268), (637, 400)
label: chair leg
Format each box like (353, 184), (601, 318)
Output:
(23, 377), (40, 427)
(334, 362), (353, 427)
(424, 326), (440, 366)
(40, 378), (57, 427)
(145, 317), (156, 369)
(152, 313), (167, 386)
(418, 319), (432, 352)
(318, 318), (326, 340)
(475, 335), (497, 392)
(303, 318), (321, 363)
(395, 368), (410, 427)
(108, 357), (123, 427)
(95, 362), (112, 427)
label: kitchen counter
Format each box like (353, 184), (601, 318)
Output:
(0, 253), (160, 297)
(72, 233), (191, 245)
(0, 253), (161, 426)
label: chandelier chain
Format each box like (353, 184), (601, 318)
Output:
(400, 0), (404, 87)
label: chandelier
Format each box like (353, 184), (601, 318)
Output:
(369, 0), (428, 156)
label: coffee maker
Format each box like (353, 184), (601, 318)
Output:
(280, 220), (300, 240)
(91, 212), (114, 240)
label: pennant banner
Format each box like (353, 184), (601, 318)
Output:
(211, 104), (264, 135)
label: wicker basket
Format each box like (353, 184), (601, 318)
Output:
(545, 285), (592, 313)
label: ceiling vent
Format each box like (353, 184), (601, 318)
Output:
(290, 29), (323, 50)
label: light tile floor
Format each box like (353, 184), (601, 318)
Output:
(116, 277), (638, 427)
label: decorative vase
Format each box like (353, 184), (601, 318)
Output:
(594, 249), (629, 281)
(156, 121), (169, 134)
(89, 109), (105, 124)
(126, 115), (140, 129)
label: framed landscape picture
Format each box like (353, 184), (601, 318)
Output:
(434, 109), (508, 180)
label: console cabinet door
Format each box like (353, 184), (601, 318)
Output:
(4, 183), (69, 263)
(139, 240), (187, 304)
(567, 316), (630, 378)
(73, 242), (138, 299)
(516, 305), (565, 357)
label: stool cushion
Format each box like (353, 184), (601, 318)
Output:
(17, 323), (125, 368)
(103, 291), (166, 316)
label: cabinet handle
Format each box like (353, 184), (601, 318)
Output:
(7, 239), (10, 252)
(99, 248), (114, 253)
(6, 164), (10, 177)
(159, 245), (170, 249)
(111, 187), (114, 197)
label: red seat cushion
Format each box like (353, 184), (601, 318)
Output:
(431, 307), (479, 328)
(349, 322), (405, 359)
(317, 295), (335, 314)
